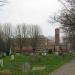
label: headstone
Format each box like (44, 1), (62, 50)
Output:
(42, 53), (47, 56)
(0, 59), (3, 67)
(55, 52), (59, 55)
(30, 53), (34, 56)
(3, 52), (6, 56)
(32, 66), (46, 71)
(16, 53), (20, 55)
(22, 62), (31, 72)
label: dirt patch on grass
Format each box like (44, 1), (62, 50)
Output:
(0, 70), (12, 75)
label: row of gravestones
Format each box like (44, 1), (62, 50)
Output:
(21, 62), (46, 72)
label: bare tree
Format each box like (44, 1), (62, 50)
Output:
(49, 0), (75, 50)
(3, 23), (12, 52)
(0, 23), (43, 54)
(15, 25), (23, 52)
(0, 24), (5, 52)
(29, 25), (42, 52)
(22, 24), (27, 46)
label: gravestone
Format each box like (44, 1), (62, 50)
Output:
(32, 66), (46, 71)
(42, 53), (47, 56)
(22, 62), (31, 72)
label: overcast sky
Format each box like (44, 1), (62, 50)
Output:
(0, 0), (62, 36)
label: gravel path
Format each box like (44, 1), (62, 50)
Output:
(49, 60), (75, 75)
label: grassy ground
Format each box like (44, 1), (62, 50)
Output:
(0, 54), (75, 75)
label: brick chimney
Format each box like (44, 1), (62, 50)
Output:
(55, 28), (60, 53)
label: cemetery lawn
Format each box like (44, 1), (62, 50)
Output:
(0, 54), (75, 75)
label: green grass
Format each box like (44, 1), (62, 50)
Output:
(0, 54), (75, 75)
